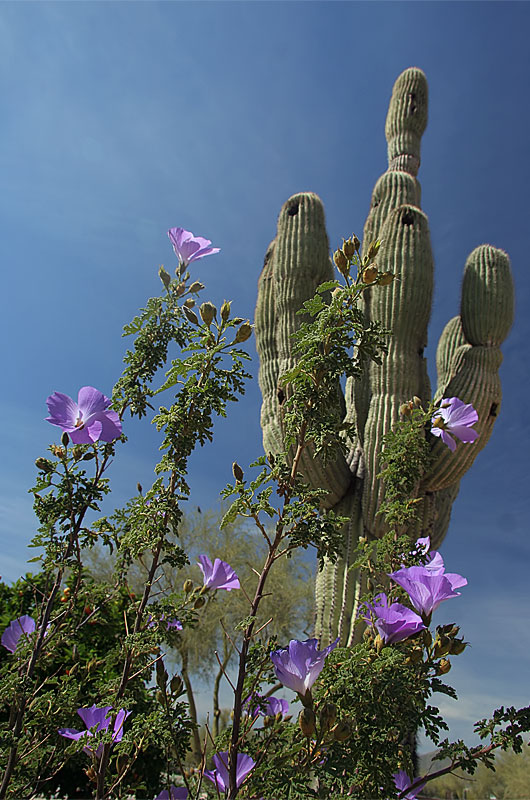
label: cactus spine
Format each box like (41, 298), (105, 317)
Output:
(254, 67), (514, 648)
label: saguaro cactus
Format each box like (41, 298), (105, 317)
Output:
(255, 67), (514, 648)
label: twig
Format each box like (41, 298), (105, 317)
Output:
(219, 618), (241, 656)
(252, 617), (273, 637)
(214, 650), (236, 692)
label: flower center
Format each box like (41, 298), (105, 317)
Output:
(75, 414), (84, 429)
(432, 416), (446, 431)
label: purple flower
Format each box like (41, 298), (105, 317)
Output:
(147, 614), (183, 631)
(393, 769), (425, 799)
(58, 704), (130, 757)
(203, 751), (255, 794)
(270, 637), (339, 696)
(1, 615), (36, 653)
(166, 617), (183, 630)
(361, 593), (425, 644)
(431, 397), (479, 452)
(168, 227), (220, 269)
(244, 694), (289, 718)
(46, 386), (122, 444)
(155, 787), (188, 800)
(389, 565), (467, 618)
(198, 555), (240, 591)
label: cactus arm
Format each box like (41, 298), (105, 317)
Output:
(421, 245), (514, 492)
(256, 239), (284, 455)
(255, 192), (353, 508)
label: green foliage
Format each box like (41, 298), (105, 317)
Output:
(0, 572), (172, 799)
(377, 404), (433, 531)
(281, 273), (389, 460)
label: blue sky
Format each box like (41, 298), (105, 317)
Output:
(1, 1), (529, 755)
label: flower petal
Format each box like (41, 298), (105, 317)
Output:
(449, 425), (479, 444)
(77, 386), (110, 417)
(45, 391), (79, 429)
(77, 705), (113, 732)
(58, 727), (88, 741)
(88, 410), (122, 442)
(1, 615), (36, 653)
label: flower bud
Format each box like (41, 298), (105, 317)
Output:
(232, 462), (244, 483)
(61, 432), (70, 447)
(72, 446), (84, 460)
(319, 702), (337, 733)
(183, 579), (194, 594)
(362, 266), (378, 284)
(299, 707), (316, 736)
(234, 322), (252, 344)
(333, 248), (349, 275)
(159, 266), (171, 290)
(170, 675), (184, 696)
(440, 623), (460, 637)
(137, 482), (143, 494)
(233, 317), (244, 325)
(183, 307), (199, 325)
(193, 595), (206, 610)
(50, 445), (65, 458)
(35, 457), (54, 473)
(449, 637), (468, 656)
(374, 633), (384, 653)
(156, 658), (168, 688)
(433, 633), (451, 658)
(183, 298), (195, 308)
(399, 402), (412, 418)
(156, 690), (165, 705)
(437, 658), (451, 675)
(422, 629), (432, 648)
(413, 396), (423, 408)
(378, 272), (395, 286)
(189, 281), (205, 294)
(175, 282), (186, 297)
(343, 236), (360, 258)
(199, 302), (217, 326)
(366, 239), (381, 260)
(220, 300), (231, 322)
(333, 720), (352, 742)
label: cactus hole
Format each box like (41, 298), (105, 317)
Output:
(287, 203), (299, 217)
(407, 92), (417, 114)
(490, 403), (498, 417)
(277, 388), (286, 405)
(402, 211), (414, 226)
